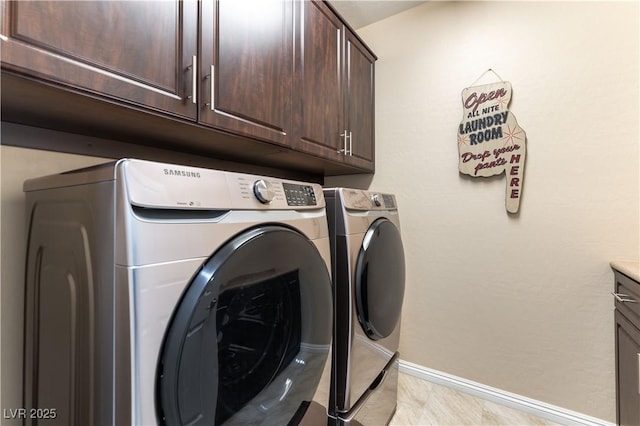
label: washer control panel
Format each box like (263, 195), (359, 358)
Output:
(121, 159), (324, 210)
(283, 183), (317, 206)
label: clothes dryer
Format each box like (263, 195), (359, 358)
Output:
(23, 159), (333, 425)
(324, 188), (406, 425)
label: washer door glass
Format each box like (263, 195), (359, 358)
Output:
(156, 225), (332, 425)
(355, 218), (406, 341)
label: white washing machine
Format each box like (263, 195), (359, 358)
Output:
(23, 159), (333, 425)
(324, 188), (406, 425)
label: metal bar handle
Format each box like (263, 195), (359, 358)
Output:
(189, 55), (197, 104)
(348, 130), (353, 156)
(612, 292), (638, 303)
(210, 65), (215, 111)
(338, 131), (348, 154)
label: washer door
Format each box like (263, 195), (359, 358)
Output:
(156, 225), (332, 425)
(355, 218), (406, 341)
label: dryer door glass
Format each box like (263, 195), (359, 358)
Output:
(355, 218), (406, 340)
(156, 225), (332, 425)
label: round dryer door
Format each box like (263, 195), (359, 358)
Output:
(355, 218), (406, 341)
(156, 225), (332, 425)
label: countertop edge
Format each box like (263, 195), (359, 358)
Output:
(611, 260), (640, 283)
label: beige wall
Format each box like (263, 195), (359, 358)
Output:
(327, 1), (639, 421)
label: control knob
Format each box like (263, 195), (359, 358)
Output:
(253, 179), (275, 204)
(371, 193), (382, 207)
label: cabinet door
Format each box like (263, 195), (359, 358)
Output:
(199, 0), (293, 146)
(616, 310), (640, 426)
(0, 0), (198, 119)
(345, 30), (376, 170)
(293, 0), (344, 161)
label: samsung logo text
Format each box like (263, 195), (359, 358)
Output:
(163, 169), (201, 178)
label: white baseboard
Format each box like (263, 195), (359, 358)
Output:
(399, 360), (614, 426)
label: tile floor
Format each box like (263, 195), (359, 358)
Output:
(390, 373), (562, 426)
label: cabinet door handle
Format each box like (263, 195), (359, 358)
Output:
(348, 131), (353, 156)
(210, 65), (215, 111)
(612, 292), (638, 303)
(190, 55), (197, 104)
(338, 131), (348, 154)
(637, 353), (640, 394)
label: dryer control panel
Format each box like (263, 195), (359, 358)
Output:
(382, 194), (396, 209)
(337, 189), (398, 211)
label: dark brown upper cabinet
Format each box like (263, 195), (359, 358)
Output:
(293, 0), (344, 163)
(0, 0), (198, 119)
(199, 0), (293, 147)
(344, 29), (376, 170)
(294, 0), (376, 171)
(0, 0), (375, 174)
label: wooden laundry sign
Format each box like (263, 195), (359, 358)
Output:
(457, 80), (526, 213)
